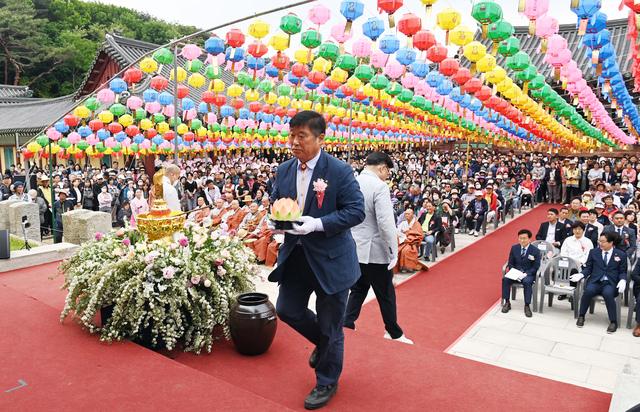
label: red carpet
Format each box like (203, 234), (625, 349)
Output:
(0, 206), (611, 411)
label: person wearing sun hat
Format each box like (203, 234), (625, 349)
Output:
(464, 190), (488, 236)
(8, 181), (30, 202)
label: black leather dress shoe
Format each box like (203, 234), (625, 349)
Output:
(576, 316), (585, 327)
(501, 301), (511, 313)
(304, 384), (338, 410)
(309, 347), (319, 369)
(524, 305), (533, 318)
(607, 322), (617, 334)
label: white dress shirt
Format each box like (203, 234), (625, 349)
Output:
(162, 176), (181, 212)
(296, 151), (323, 232)
(545, 222), (557, 244)
(560, 235), (593, 266)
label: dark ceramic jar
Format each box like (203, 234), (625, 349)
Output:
(229, 292), (277, 355)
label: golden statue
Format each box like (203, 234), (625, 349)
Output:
(136, 168), (185, 240)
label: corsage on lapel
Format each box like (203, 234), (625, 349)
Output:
(614, 256), (621, 262)
(313, 178), (328, 208)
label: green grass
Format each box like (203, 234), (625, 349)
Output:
(9, 236), (36, 251)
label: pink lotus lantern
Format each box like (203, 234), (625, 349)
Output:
(181, 44), (202, 60)
(401, 72), (419, 88)
(352, 38), (372, 59)
(534, 14), (558, 53)
(331, 22), (352, 44)
(522, 0), (549, 35)
(163, 104), (175, 117)
(46, 128), (61, 141)
(309, 4), (331, 28)
(126, 96), (143, 110)
(370, 50), (389, 69)
(104, 137), (117, 149)
(86, 134), (99, 146)
(384, 59), (405, 79)
(145, 102), (162, 114)
(139, 139), (151, 150)
(68, 132), (81, 144)
(97, 88), (116, 105)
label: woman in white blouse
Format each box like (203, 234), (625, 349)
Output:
(560, 221), (593, 266)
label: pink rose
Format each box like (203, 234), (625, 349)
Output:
(122, 238), (131, 247)
(115, 228), (125, 237)
(191, 275), (201, 285)
(162, 266), (176, 279)
(214, 258), (224, 266)
(95, 232), (104, 241)
(178, 237), (189, 247)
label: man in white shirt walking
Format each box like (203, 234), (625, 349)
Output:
(162, 164), (181, 212)
(344, 152), (412, 344)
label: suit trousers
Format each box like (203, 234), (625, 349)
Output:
(502, 275), (535, 305)
(579, 282), (618, 323)
(343, 263), (403, 339)
(276, 246), (349, 386)
(634, 284), (640, 323)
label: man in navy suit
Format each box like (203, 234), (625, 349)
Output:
(631, 260), (640, 337)
(269, 111), (365, 410)
(603, 211), (637, 257)
(573, 232), (628, 333)
(535, 208), (567, 248)
(501, 229), (541, 317)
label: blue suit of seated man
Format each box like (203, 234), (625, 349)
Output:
(502, 233), (541, 308)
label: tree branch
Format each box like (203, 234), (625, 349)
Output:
(26, 60), (62, 86)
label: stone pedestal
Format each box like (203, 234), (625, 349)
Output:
(9, 202), (41, 242)
(0, 200), (21, 230)
(75, 211), (112, 244)
(62, 209), (92, 244)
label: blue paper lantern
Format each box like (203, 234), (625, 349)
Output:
(340, 0), (364, 26)
(181, 98), (195, 111)
(362, 17), (385, 41)
(220, 105), (234, 117)
(410, 60), (429, 78)
(204, 36), (225, 55)
(426, 71), (441, 88)
(225, 46), (245, 62)
(78, 125), (92, 137)
(396, 47), (417, 66)
(143, 89), (158, 103)
(97, 129), (110, 140)
(109, 77), (127, 93)
(54, 121), (69, 134)
(379, 33), (400, 55)
(246, 56), (265, 70)
(158, 92), (174, 106)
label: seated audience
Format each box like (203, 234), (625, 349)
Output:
(501, 229), (541, 318)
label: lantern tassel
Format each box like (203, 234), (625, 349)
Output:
(492, 41), (498, 56)
(541, 38), (548, 54)
(344, 20), (353, 36)
(578, 19), (588, 36)
(571, 0), (579, 7)
(445, 30), (450, 45)
(388, 14), (395, 28)
(591, 49), (599, 64)
(518, 0), (525, 12)
(596, 63), (602, 76)
(529, 20), (536, 36)
(481, 24), (488, 39)
(523, 81), (529, 95)
(554, 67), (560, 81)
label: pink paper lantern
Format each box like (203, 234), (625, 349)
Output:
(401, 73), (418, 88)
(163, 104), (175, 117)
(309, 4), (331, 26)
(545, 34), (568, 54)
(205, 112), (217, 124)
(145, 102), (162, 114)
(384, 59), (405, 79)
(126, 96), (143, 110)
(351, 38), (372, 58)
(121, 137), (131, 147)
(523, 0), (549, 34)
(104, 137), (117, 148)
(182, 108), (197, 121)
(139, 139), (151, 150)
(86, 134), (99, 145)
(370, 50), (389, 69)
(181, 44), (202, 60)
(46, 128), (61, 141)
(535, 14), (558, 52)
(68, 132), (81, 144)
(331, 22), (352, 43)
(97, 88), (116, 105)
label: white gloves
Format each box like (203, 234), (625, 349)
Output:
(569, 272), (584, 282)
(286, 216), (322, 236)
(617, 279), (627, 294)
(387, 255), (398, 271)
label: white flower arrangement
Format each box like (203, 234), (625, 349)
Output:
(60, 224), (258, 354)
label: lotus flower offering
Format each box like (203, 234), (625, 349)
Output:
(270, 198), (302, 230)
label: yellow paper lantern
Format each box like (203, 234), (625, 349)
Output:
(476, 54), (497, 73)
(177, 123), (189, 135)
(85, 146), (95, 156)
(74, 105), (91, 119)
(196, 127), (207, 138)
(330, 67), (348, 83)
(188, 73), (206, 88)
(277, 96), (291, 107)
(27, 142), (41, 154)
(462, 41), (487, 63)
(169, 67), (187, 82)
(269, 32), (289, 52)
(248, 20), (270, 39)
(157, 121), (170, 134)
(291, 99), (302, 109)
(336, 107), (346, 117)
(503, 85), (520, 100)
(264, 92), (277, 105)
(227, 83), (244, 98)
(139, 118), (153, 130)
(312, 57), (332, 73)
(485, 66), (507, 84)
(140, 57), (158, 74)
(496, 78), (513, 94)
(301, 100), (313, 110)
(294, 48), (312, 64)
(245, 89), (260, 101)
(449, 25), (475, 47)
(346, 76), (362, 90)
(97, 110), (114, 124)
(437, 8), (461, 44)
(211, 79), (226, 93)
(118, 114), (134, 127)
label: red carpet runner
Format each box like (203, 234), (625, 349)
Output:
(0, 206), (611, 411)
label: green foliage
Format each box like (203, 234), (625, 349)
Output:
(1, 0), (198, 97)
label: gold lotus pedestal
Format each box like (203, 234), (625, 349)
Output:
(136, 169), (185, 241)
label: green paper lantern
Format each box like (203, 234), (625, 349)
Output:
(186, 59), (203, 73)
(134, 108), (146, 120)
(277, 84), (291, 96)
(515, 65), (537, 82)
(487, 20), (514, 43)
(130, 143), (139, 153)
(354, 64), (374, 82)
(36, 135), (49, 147)
(58, 138), (70, 149)
(258, 79), (273, 93)
(293, 88), (306, 99)
(77, 140), (89, 151)
(336, 54), (357, 72)
(153, 48), (174, 65)
(109, 103), (126, 117)
(204, 64), (221, 80)
(85, 97), (100, 112)
(497, 36), (520, 57)
(280, 14), (302, 35)
(397, 88), (414, 103)
(112, 143), (122, 152)
(472, 1), (503, 25)
(152, 114), (165, 123)
(95, 142), (106, 153)
(318, 42), (339, 62)
(505, 51), (530, 71)
(528, 74), (545, 91)
(385, 81), (402, 96)
(191, 119), (203, 130)
(301, 29), (322, 49)
(370, 74), (389, 90)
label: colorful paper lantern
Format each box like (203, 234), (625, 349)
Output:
(437, 8), (461, 44)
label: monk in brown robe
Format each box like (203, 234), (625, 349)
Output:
(225, 200), (247, 233)
(395, 209), (427, 273)
(210, 198), (229, 227)
(239, 202), (266, 239)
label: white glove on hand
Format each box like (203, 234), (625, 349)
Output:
(266, 218), (284, 235)
(286, 216), (320, 236)
(569, 272), (584, 282)
(387, 255), (398, 271)
(617, 279), (627, 294)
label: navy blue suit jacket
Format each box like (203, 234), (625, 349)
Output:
(582, 247), (628, 287)
(507, 244), (541, 278)
(268, 151), (365, 294)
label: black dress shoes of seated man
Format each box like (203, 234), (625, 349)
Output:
(501, 301), (532, 318)
(577, 316), (617, 334)
(304, 383), (338, 410)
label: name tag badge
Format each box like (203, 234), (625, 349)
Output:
(528, 255), (535, 261)
(614, 256), (621, 262)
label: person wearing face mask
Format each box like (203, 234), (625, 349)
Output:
(97, 185), (113, 214)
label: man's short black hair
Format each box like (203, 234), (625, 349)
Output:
(572, 221), (585, 230)
(289, 110), (326, 137)
(366, 152), (394, 169)
(548, 208), (559, 215)
(601, 231), (618, 244)
(579, 210), (590, 216)
(518, 229), (532, 238)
